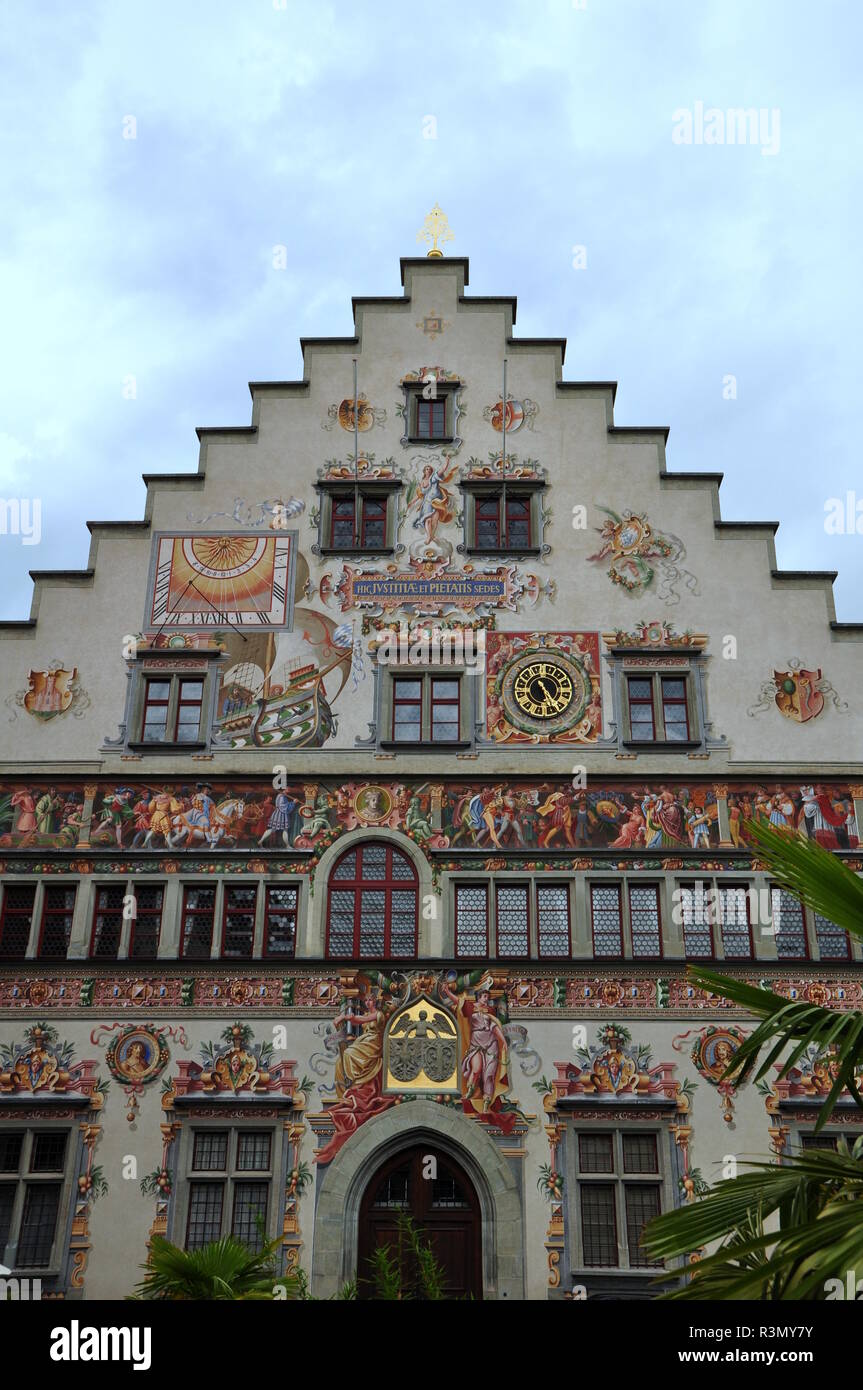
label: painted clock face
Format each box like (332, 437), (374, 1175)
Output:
(501, 650), (591, 737)
(512, 661), (574, 719)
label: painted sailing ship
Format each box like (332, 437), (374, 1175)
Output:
(215, 634), (337, 749)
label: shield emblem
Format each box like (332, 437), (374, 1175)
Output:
(490, 397), (525, 433)
(23, 667), (76, 720)
(774, 669), (824, 723)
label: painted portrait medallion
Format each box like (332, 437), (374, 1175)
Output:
(106, 1026), (169, 1086)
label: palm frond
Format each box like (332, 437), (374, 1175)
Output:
(688, 966), (863, 1124)
(743, 818), (863, 942)
(132, 1234), (300, 1300)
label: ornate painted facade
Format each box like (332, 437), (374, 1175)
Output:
(1, 248), (861, 1300)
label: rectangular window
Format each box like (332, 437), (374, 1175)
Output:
(473, 493), (532, 550)
(536, 884), (571, 958)
(392, 678), (423, 743)
(37, 886), (76, 959)
(0, 1129), (72, 1272)
(184, 1126), (276, 1253)
(814, 912), (851, 961)
(415, 397), (447, 440)
(263, 885), (298, 957)
(221, 886), (257, 958)
(390, 674), (462, 745)
(175, 680), (204, 743)
(628, 884), (662, 957)
(181, 886), (216, 959)
(330, 494), (388, 550)
(660, 678), (689, 741)
(192, 1132), (229, 1172)
(129, 885), (163, 958)
(186, 1183), (224, 1249)
(142, 678), (170, 741)
(430, 678), (460, 743)
(231, 1182), (268, 1252)
(717, 885), (753, 959)
(677, 882), (714, 958)
(236, 1133), (271, 1172)
(0, 884), (36, 959)
(574, 1129), (664, 1272)
(590, 884), (623, 957)
(455, 884), (488, 957)
(495, 883), (529, 957)
(578, 1134), (614, 1174)
(771, 888), (808, 960)
(624, 1184), (662, 1267)
(90, 884), (125, 958)
(626, 678), (655, 741)
(17, 1184), (62, 1267)
(580, 1184), (617, 1267)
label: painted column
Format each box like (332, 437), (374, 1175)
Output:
(712, 783), (733, 848)
(75, 783), (100, 849)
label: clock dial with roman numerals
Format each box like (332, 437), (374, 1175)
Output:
(500, 648), (591, 737)
(147, 533), (294, 630)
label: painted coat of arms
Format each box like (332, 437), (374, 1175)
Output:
(773, 668), (824, 723)
(587, 506), (699, 605)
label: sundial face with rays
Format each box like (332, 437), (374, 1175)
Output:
(147, 532), (294, 629)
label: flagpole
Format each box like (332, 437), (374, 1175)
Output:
(352, 358), (360, 547)
(501, 356), (508, 543)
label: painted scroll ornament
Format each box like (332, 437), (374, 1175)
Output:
(587, 506), (699, 604)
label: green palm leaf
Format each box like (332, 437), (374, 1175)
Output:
(132, 1234), (301, 1300)
(743, 817), (863, 942)
(687, 966), (863, 1124)
(644, 1142), (863, 1300)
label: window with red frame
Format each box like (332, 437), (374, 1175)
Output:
(677, 882), (714, 958)
(626, 678), (655, 741)
(660, 677), (689, 741)
(770, 887), (809, 960)
(814, 912), (851, 960)
(129, 885), (164, 958)
(263, 885), (299, 957)
(175, 680), (204, 743)
(474, 494), (531, 550)
(91, 885), (125, 958)
(415, 397), (447, 440)
(495, 883), (529, 957)
(536, 883), (571, 957)
(716, 885), (754, 959)
(37, 885), (76, 959)
(454, 883), (488, 957)
(590, 884), (623, 957)
(222, 886), (257, 959)
(392, 678), (422, 742)
(628, 884), (662, 957)
(181, 886), (216, 959)
(0, 884), (36, 959)
(330, 494), (387, 550)
(430, 678), (460, 742)
(142, 679), (170, 741)
(326, 843), (417, 958)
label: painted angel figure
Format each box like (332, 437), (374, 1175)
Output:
(409, 455), (458, 544)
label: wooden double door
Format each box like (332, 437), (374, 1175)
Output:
(357, 1146), (482, 1300)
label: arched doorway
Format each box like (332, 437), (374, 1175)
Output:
(357, 1145), (482, 1300)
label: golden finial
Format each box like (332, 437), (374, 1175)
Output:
(417, 203), (454, 258)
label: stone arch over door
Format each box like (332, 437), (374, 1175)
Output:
(311, 1098), (525, 1300)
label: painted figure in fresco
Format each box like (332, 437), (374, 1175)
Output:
(258, 790), (301, 847)
(609, 801), (646, 849)
(315, 982), (401, 1165)
(303, 790), (336, 839)
(799, 785), (852, 849)
(35, 787), (64, 836)
(10, 789), (37, 836)
(640, 787), (687, 848)
(405, 791), (432, 840)
(680, 791), (712, 849)
(440, 976), (514, 1125)
(140, 790), (184, 848)
(408, 456), (458, 545)
(536, 790), (576, 848)
(93, 788), (135, 846)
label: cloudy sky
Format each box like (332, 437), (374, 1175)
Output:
(1, 0), (860, 620)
